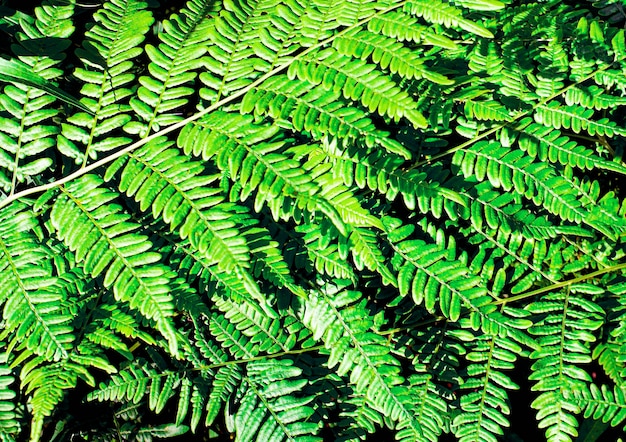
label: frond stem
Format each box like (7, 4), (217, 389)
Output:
(492, 261), (626, 306)
(380, 261), (626, 336)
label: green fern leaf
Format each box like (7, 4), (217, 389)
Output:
(213, 296), (307, 354)
(385, 217), (486, 321)
(91, 302), (157, 347)
(567, 383), (626, 431)
(50, 174), (178, 354)
(0, 350), (19, 438)
(349, 227), (396, 286)
(23, 360), (81, 442)
(454, 0), (505, 11)
(200, 0), (269, 103)
(206, 365), (242, 427)
(527, 288), (605, 441)
(452, 140), (623, 238)
(107, 138), (253, 274)
(0, 202), (73, 361)
(403, 374), (449, 442)
(288, 48), (428, 129)
(464, 99), (512, 121)
(534, 101), (624, 136)
(301, 282), (423, 440)
(453, 333), (520, 442)
(298, 0), (346, 47)
(210, 313), (258, 360)
(0, 1), (74, 193)
(246, 225), (306, 298)
(368, 10), (458, 49)
(333, 27), (453, 84)
(324, 143), (465, 214)
(0, 58), (89, 116)
(517, 119), (626, 174)
(297, 223), (358, 284)
(565, 84), (626, 110)
(59, 0), (153, 165)
(404, 0), (495, 38)
(229, 359), (320, 441)
(128, 0), (217, 136)
(242, 76), (412, 158)
(87, 361), (191, 422)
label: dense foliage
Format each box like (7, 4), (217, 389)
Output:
(1, 0), (626, 440)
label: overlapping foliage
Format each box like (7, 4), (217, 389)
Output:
(0, 0), (626, 440)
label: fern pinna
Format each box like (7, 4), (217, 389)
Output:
(0, 0), (626, 440)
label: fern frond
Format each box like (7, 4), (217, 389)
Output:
(323, 143), (465, 214)
(467, 41), (503, 77)
(179, 112), (369, 237)
(453, 332), (520, 442)
(334, 394), (383, 439)
(288, 48), (428, 129)
(297, 223), (358, 284)
(91, 302), (157, 347)
(0, 350), (19, 439)
(332, 27), (453, 84)
(386, 217), (538, 348)
(205, 364), (242, 427)
(560, 166), (626, 236)
(106, 138), (252, 274)
(464, 99), (511, 122)
(49, 174), (178, 354)
(568, 383), (626, 432)
(594, 342), (626, 387)
(58, 0), (153, 165)
(87, 361), (178, 413)
(178, 111), (317, 217)
(402, 374), (449, 442)
(210, 313), (258, 359)
(213, 295), (307, 354)
(517, 119), (626, 174)
(0, 202), (73, 361)
(385, 217), (486, 321)
(404, 0), (495, 38)
(1, 0), (626, 440)
(241, 76), (412, 158)
(332, 0), (380, 27)
(251, 1), (305, 68)
(565, 84), (626, 110)
(452, 140), (622, 238)
(534, 101), (625, 137)
(527, 287), (605, 441)
(176, 243), (263, 304)
(298, 0), (347, 47)
(246, 224), (306, 297)
(454, 0), (506, 11)
(228, 358), (320, 441)
(349, 226), (397, 286)
(310, 169), (382, 231)
(128, 0), (217, 136)
(301, 282), (424, 440)
(0, 0), (74, 194)
(464, 216), (562, 295)
(22, 359), (82, 441)
(594, 280), (626, 387)
(200, 0), (270, 103)
(594, 68), (626, 92)
(368, 10), (458, 49)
